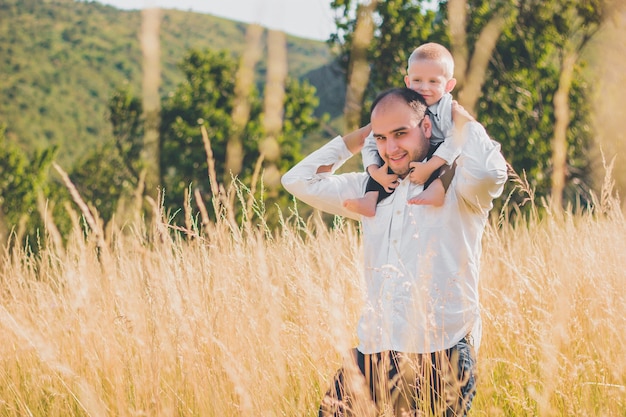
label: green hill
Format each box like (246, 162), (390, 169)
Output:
(0, 0), (344, 166)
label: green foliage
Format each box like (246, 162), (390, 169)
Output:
(159, 49), (320, 225)
(478, 0), (597, 203)
(330, 0), (442, 121)
(0, 1), (334, 168)
(69, 142), (136, 224)
(0, 124), (56, 244)
(328, 0), (602, 207)
(159, 49), (262, 210)
(63, 86), (145, 225)
(108, 85), (145, 179)
(0, 0), (336, 239)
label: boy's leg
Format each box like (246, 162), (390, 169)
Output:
(407, 161), (457, 206)
(343, 175), (393, 216)
(343, 191), (379, 217)
(407, 178), (445, 206)
(438, 161), (456, 191)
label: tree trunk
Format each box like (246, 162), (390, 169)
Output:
(448, 0), (511, 115)
(140, 8), (161, 201)
(550, 50), (577, 209)
(344, 0), (377, 133)
(458, 13), (508, 113)
(226, 24), (263, 185)
(261, 29), (287, 189)
(448, 0), (468, 86)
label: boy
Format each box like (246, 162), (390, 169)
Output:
(343, 42), (459, 216)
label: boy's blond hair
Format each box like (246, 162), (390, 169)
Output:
(407, 42), (455, 80)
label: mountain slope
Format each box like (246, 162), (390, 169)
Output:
(0, 0), (341, 165)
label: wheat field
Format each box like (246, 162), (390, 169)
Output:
(0, 172), (625, 417)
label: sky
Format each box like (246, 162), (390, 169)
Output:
(95, 0), (337, 41)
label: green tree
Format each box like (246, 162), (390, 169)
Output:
(328, 0), (617, 208)
(329, 0), (440, 125)
(108, 85), (144, 179)
(477, 0), (613, 204)
(0, 124), (56, 247)
(68, 87), (144, 226)
(159, 48), (320, 224)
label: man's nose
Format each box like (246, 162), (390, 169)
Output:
(386, 137), (399, 153)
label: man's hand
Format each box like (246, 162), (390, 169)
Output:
(451, 101), (474, 130)
(343, 123), (372, 154)
(368, 162), (398, 193)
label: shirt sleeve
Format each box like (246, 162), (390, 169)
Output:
(454, 122), (508, 211)
(281, 136), (368, 221)
(361, 130), (382, 169)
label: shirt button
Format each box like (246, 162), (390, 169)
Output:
(386, 293), (392, 301)
(396, 210), (402, 215)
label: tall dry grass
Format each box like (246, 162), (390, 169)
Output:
(3, 5), (625, 416)
(1, 166), (625, 416)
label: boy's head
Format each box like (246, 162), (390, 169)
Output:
(404, 42), (456, 106)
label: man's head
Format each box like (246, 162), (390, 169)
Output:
(404, 42), (456, 106)
(371, 88), (432, 178)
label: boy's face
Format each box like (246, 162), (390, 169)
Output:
(404, 59), (456, 106)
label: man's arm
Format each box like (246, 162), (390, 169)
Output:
(317, 124), (371, 174)
(453, 122), (508, 210)
(281, 134), (369, 221)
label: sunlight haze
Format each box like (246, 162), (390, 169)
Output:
(95, 0), (336, 40)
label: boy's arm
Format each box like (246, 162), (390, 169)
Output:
(432, 93), (461, 165)
(360, 126), (399, 192)
(361, 128), (383, 170)
(408, 156), (446, 185)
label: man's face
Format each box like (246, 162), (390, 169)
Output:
(404, 59), (455, 107)
(372, 98), (431, 178)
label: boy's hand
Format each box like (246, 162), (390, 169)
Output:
(409, 156), (445, 185)
(408, 161), (432, 184)
(369, 163), (398, 193)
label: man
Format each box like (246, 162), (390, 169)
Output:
(281, 88), (508, 416)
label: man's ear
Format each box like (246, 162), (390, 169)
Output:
(445, 78), (457, 93)
(421, 114), (433, 138)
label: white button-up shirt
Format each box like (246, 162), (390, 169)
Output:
(281, 122), (508, 354)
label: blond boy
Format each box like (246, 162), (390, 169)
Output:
(344, 43), (459, 216)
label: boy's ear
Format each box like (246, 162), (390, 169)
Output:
(404, 75), (410, 88)
(445, 78), (457, 93)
